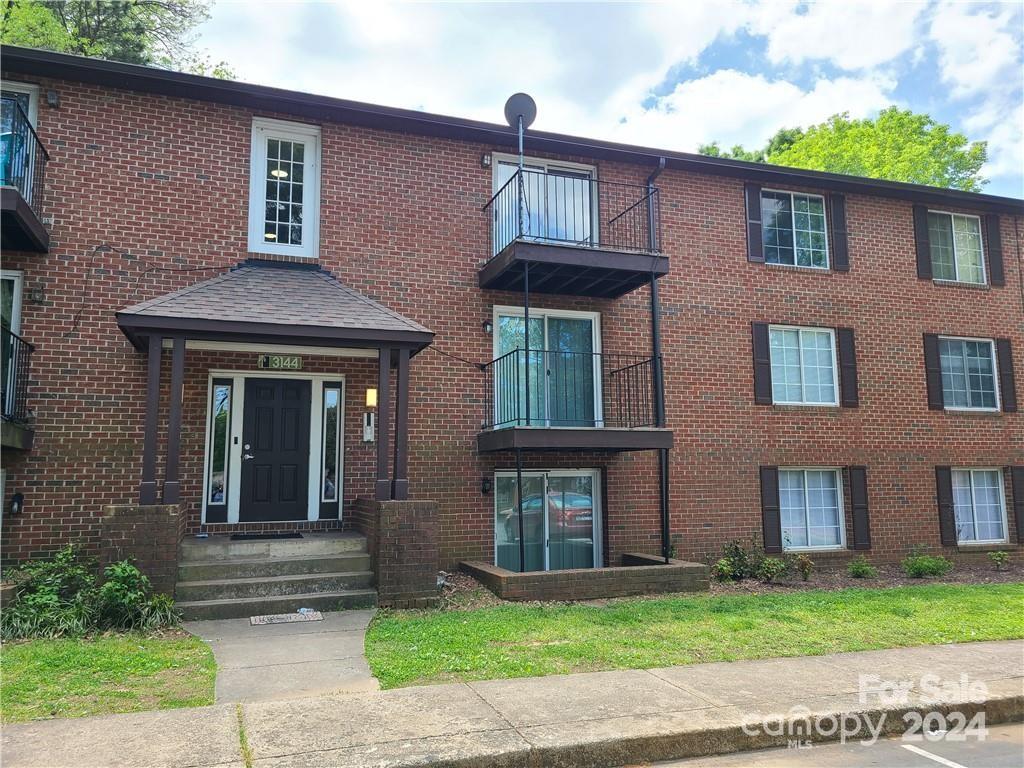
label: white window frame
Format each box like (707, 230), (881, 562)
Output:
(779, 467), (847, 552)
(201, 370), (344, 524)
(953, 468), (1009, 545)
(1, 270), (24, 418)
(493, 467), (603, 571)
(1, 81), (39, 126)
(247, 117), (321, 258)
(928, 210), (986, 285)
(768, 325), (840, 406)
(938, 335), (1000, 412)
(492, 305), (604, 427)
(761, 188), (830, 270)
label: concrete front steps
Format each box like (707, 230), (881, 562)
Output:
(176, 531), (377, 621)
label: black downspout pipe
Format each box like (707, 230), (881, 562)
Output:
(647, 158), (670, 564)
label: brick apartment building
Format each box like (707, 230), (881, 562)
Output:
(1, 47), (1021, 612)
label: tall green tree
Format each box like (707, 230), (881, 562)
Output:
(1, 0), (232, 76)
(698, 108), (987, 192)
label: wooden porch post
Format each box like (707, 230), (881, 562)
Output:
(162, 336), (185, 504)
(375, 345), (392, 501)
(392, 347), (410, 500)
(139, 334), (162, 504)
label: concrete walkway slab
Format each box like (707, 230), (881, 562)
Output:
(185, 608), (378, 702)
(0, 705), (241, 768)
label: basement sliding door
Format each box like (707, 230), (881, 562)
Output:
(494, 469), (601, 572)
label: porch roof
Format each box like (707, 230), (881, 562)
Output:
(116, 260), (434, 352)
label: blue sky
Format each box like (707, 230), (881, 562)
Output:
(197, 1), (1024, 197)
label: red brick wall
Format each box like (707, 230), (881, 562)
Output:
(1, 71), (1021, 570)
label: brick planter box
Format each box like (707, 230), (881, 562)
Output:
(461, 553), (709, 602)
(99, 504), (185, 597)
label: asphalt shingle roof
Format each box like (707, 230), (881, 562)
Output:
(118, 261), (432, 337)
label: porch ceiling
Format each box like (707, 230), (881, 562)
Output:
(116, 259), (434, 352)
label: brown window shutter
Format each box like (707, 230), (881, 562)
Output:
(745, 183), (764, 263)
(923, 334), (944, 410)
(935, 466), (956, 546)
(984, 214), (1005, 287)
(829, 194), (849, 271)
(752, 322), (772, 404)
(836, 327), (859, 407)
(759, 466), (782, 553)
(847, 466), (871, 550)
(996, 339), (1017, 413)
(913, 204), (932, 279)
(1011, 467), (1024, 543)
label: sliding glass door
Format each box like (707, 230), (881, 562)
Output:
(494, 469), (601, 572)
(493, 159), (594, 253)
(494, 310), (599, 427)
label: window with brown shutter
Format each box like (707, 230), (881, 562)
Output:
(759, 466), (782, 553)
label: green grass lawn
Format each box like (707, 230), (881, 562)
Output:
(1, 632), (216, 723)
(365, 583), (1024, 689)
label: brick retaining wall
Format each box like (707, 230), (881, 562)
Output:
(353, 497), (440, 608)
(99, 504), (185, 596)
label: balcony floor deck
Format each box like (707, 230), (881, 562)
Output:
(477, 426), (673, 453)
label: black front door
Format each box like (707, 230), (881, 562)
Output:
(240, 378), (311, 522)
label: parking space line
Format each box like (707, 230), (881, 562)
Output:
(902, 743), (970, 768)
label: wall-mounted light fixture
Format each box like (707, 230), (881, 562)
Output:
(46, 90), (60, 108)
(480, 153), (492, 168)
(363, 388), (378, 442)
(481, 478), (492, 495)
(482, 320), (493, 334)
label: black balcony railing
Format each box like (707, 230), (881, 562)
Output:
(1, 95), (49, 217)
(1, 324), (33, 423)
(483, 168), (661, 257)
(482, 349), (660, 430)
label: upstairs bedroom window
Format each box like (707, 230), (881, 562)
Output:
(248, 118), (321, 258)
(761, 190), (829, 269)
(927, 211), (985, 284)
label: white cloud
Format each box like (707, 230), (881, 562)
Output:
(750, 0), (925, 70)
(929, 1), (1021, 97)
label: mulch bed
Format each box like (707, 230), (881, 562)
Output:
(435, 562), (1022, 611)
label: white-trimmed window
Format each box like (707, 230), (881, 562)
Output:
(939, 337), (998, 411)
(769, 326), (838, 405)
(761, 190), (829, 269)
(928, 211), (985, 284)
(780, 468), (845, 550)
(248, 118), (320, 258)
(953, 469), (1007, 544)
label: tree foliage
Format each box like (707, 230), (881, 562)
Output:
(698, 108), (987, 192)
(1, 0), (233, 77)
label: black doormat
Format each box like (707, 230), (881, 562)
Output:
(229, 532), (304, 541)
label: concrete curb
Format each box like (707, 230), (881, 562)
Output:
(367, 693), (1024, 768)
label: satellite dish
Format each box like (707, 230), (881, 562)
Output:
(504, 93), (537, 130)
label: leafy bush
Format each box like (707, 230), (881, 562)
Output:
(721, 540), (752, 580)
(847, 555), (879, 579)
(711, 558), (738, 582)
(1, 546), (180, 640)
(755, 557), (788, 583)
(793, 554), (814, 581)
(901, 547), (953, 579)
(988, 551), (1009, 572)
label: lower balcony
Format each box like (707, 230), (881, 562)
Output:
(1, 324), (34, 451)
(477, 349), (673, 453)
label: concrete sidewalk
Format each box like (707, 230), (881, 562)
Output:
(184, 609), (379, 702)
(3, 640), (1022, 768)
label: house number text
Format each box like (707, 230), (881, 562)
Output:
(257, 354), (303, 370)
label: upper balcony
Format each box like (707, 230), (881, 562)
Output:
(1, 323), (34, 451)
(479, 168), (667, 298)
(1, 95), (49, 253)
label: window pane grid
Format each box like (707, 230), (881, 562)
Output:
(781, 469), (842, 550)
(939, 338), (997, 409)
(770, 327), (837, 405)
(263, 137), (306, 246)
(762, 191), (828, 268)
(953, 470), (1005, 543)
(929, 211), (984, 284)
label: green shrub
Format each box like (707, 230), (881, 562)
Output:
(1, 546), (180, 640)
(988, 551), (1010, 571)
(847, 555), (879, 579)
(791, 554), (814, 581)
(901, 547), (953, 579)
(721, 540), (752, 579)
(711, 558), (738, 582)
(756, 557), (788, 583)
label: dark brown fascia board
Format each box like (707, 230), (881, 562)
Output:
(4, 46), (1023, 215)
(115, 313), (434, 353)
